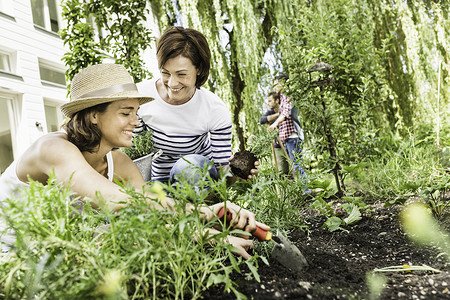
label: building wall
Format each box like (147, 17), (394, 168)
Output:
(0, 0), (159, 173)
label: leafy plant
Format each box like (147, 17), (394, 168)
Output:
(419, 177), (450, 219)
(247, 130), (279, 161)
(352, 136), (447, 201)
(121, 130), (155, 160)
(0, 174), (259, 299)
(61, 0), (154, 84)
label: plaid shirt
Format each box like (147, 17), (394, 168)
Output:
(277, 94), (296, 143)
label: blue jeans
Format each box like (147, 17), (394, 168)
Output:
(284, 138), (307, 181)
(169, 154), (219, 185)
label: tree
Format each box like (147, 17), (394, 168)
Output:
(274, 0), (449, 195)
(150, 0), (293, 151)
(60, 0), (154, 85)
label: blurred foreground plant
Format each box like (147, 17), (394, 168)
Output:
(0, 174), (259, 299)
(400, 202), (450, 262)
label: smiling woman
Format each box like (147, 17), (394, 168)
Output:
(0, 64), (153, 204)
(0, 63), (269, 258)
(136, 26), (260, 184)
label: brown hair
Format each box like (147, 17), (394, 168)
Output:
(275, 74), (289, 82)
(63, 102), (110, 153)
(268, 91), (280, 101)
(157, 26), (211, 88)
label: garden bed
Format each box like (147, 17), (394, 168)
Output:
(204, 199), (450, 299)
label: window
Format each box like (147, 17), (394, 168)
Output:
(0, 97), (15, 173)
(0, 51), (11, 72)
(31, 0), (60, 33)
(39, 60), (66, 86)
(44, 101), (63, 133)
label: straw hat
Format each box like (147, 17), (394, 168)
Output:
(61, 64), (154, 118)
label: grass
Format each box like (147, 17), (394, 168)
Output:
(344, 136), (447, 201)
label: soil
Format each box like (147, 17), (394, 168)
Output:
(230, 151), (258, 179)
(204, 197), (450, 299)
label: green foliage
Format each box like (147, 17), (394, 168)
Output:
(121, 130), (155, 160)
(60, 0), (154, 88)
(0, 175), (256, 299)
(247, 129), (279, 161)
(352, 135), (446, 201)
(419, 176), (450, 219)
(60, 0), (105, 93)
(310, 197), (364, 233)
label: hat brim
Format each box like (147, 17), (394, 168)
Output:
(61, 92), (154, 118)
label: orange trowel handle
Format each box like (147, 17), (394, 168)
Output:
(217, 207), (272, 242)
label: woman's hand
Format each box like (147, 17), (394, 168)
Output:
(226, 156), (260, 180)
(226, 235), (254, 260)
(204, 228), (254, 260)
(202, 201), (270, 234)
(247, 160), (260, 180)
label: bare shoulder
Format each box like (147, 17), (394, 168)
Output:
(110, 149), (137, 174)
(111, 149), (133, 164)
(35, 132), (80, 161)
(17, 132), (82, 182)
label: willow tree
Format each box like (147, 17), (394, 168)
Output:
(366, 0), (449, 134)
(150, 0), (294, 151)
(272, 0), (385, 195)
(271, 0), (449, 193)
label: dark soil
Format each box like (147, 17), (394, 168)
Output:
(204, 197), (450, 299)
(230, 151), (258, 179)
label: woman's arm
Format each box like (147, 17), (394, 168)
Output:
(33, 138), (134, 211)
(27, 135), (268, 238)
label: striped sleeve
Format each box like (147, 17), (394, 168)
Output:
(210, 124), (232, 166)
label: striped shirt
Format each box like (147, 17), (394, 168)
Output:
(136, 79), (232, 181)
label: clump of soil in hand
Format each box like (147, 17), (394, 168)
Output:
(229, 150), (258, 179)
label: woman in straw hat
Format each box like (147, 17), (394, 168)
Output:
(0, 63), (269, 258)
(136, 26), (259, 185)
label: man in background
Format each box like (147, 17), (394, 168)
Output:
(259, 91), (289, 175)
(268, 74), (308, 182)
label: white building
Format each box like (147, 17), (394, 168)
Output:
(0, 0), (159, 173)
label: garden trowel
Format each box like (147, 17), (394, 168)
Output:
(217, 208), (308, 273)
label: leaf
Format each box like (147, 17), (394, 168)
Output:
(245, 260), (261, 283)
(207, 273), (228, 286)
(324, 216), (345, 232)
(343, 205), (362, 225)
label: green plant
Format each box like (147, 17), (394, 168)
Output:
(419, 177), (450, 219)
(401, 202), (450, 262)
(352, 136), (446, 201)
(247, 130), (279, 161)
(121, 130), (155, 160)
(0, 174), (259, 299)
(61, 0), (154, 84)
